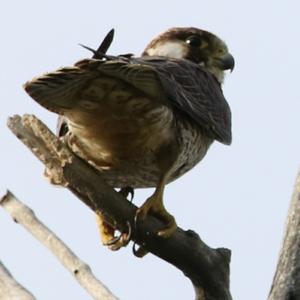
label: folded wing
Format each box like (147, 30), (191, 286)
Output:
(24, 55), (231, 145)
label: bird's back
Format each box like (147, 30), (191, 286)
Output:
(24, 57), (219, 188)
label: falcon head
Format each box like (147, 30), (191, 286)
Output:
(142, 27), (234, 83)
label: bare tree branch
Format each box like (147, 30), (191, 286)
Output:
(0, 261), (36, 300)
(7, 114), (232, 300)
(268, 170), (300, 300)
(0, 191), (118, 300)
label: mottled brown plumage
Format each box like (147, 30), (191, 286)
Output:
(24, 27), (234, 252)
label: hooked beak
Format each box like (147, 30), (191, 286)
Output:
(216, 53), (235, 72)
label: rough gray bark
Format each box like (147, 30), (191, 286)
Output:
(268, 170), (300, 300)
(0, 191), (118, 300)
(7, 114), (232, 300)
(0, 261), (36, 300)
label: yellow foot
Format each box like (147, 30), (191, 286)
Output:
(133, 194), (177, 258)
(136, 194), (177, 238)
(103, 223), (131, 251)
(95, 187), (134, 251)
(96, 212), (131, 251)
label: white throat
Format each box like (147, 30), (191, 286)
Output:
(145, 41), (187, 58)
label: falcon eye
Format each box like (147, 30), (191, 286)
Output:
(186, 35), (202, 47)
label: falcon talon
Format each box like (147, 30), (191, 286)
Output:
(79, 28), (115, 60)
(118, 186), (134, 202)
(132, 242), (149, 258)
(24, 27), (234, 255)
(103, 221), (132, 249)
(103, 235), (122, 246)
(129, 189), (134, 202)
(132, 242), (140, 256)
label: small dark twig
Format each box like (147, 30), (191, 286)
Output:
(79, 28), (114, 60)
(93, 28), (115, 58)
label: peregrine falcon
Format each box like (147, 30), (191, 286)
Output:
(24, 27), (234, 251)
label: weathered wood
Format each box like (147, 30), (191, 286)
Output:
(0, 261), (36, 300)
(268, 170), (300, 300)
(0, 191), (119, 300)
(7, 114), (232, 300)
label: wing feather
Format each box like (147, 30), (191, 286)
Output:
(24, 56), (231, 144)
(135, 57), (232, 145)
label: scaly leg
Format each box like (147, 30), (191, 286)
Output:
(136, 172), (177, 237)
(133, 173), (177, 257)
(136, 140), (179, 238)
(133, 141), (179, 257)
(133, 172), (177, 258)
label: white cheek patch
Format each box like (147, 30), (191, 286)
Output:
(146, 41), (187, 58)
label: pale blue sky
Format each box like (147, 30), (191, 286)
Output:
(1, 1), (300, 299)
